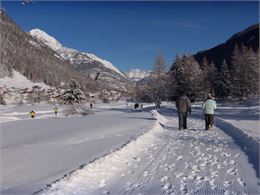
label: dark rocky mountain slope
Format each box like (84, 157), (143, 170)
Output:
(193, 24), (259, 68)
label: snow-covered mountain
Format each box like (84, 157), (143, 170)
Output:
(0, 11), (98, 90)
(29, 29), (132, 91)
(127, 69), (151, 81)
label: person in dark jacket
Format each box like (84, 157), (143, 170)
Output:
(134, 103), (139, 109)
(175, 93), (191, 130)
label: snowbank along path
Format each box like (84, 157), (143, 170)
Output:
(40, 109), (260, 195)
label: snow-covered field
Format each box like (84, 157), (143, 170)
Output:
(0, 100), (259, 194)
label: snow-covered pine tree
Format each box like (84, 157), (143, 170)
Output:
(231, 45), (259, 98)
(174, 55), (201, 100)
(213, 59), (231, 99)
(202, 60), (216, 96)
(230, 45), (244, 97)
(63, 79), (85, 104)
(242, 46), (259, 96)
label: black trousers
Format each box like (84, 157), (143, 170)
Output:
(205, 114), (214, 130)
(178, 112), (188, 129)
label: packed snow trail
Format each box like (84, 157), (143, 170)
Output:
(40, 110), (260, 195)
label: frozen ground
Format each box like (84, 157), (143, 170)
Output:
(0, 100), (259, 195)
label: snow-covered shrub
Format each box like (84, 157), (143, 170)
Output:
(64, 104), (94, 116)
(102, 98), (110, 103)
(63, 79), (85, 104)
(0, 93), (6, 105)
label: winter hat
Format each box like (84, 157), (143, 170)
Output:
(207, 93), (212, 99)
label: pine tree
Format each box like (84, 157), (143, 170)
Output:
(231, 44), (259, 97)
(202, 61), (215, 96)
(230, 44), (242, 97)
(174, 55), (202, 100)
(213, 59), (231, 99)
(242, 47), (259, 96)
(63, 79), (85, 104)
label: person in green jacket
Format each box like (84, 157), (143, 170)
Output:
(202, 93), (217, 130)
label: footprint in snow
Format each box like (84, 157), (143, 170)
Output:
(177, 156), (183, 160)
(133, 182), (142, 188)
(196, 175), (204, 181)
(203, 176), (210, 182)
(133, 157), (141, 161)
(223, 181), (231, 188)
(160, 176), (169, 183)
(127, 170), (134, 174)
(99, 180), (106, 188)
(221, 152), (231, 157)
(211, 171), (218, 178)
(189, 175), (196, 181)
(227, 167), (237, 175)
(143, 171), (150, 177)
(175, 172), (184, 178)
(224, 190), (233, 195)
(180, 184), (187, 193)
(162, 182), (172, 190)
(126, 161), (132, 166)
(209, 178), (217, 189)
(237, 177), (245, 186)
(234, 153), (240, 158)
(210, 183), (217, 190)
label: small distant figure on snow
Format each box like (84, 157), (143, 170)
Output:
(90, 103), (93, 109)
(54, 106), (58, 116)
(202, 93), (217, 130)
(134, 103), (139, 109)
(30, 111), (35, 118)
(155, 99), (161, 111)
(175, 92), (191, 130)
(239, 96), (243, 104)
(140, 104), (143, 110)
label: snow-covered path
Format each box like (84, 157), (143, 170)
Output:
(40, 109), (260, 195)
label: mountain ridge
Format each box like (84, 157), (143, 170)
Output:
(193, 23), (259, 68)
(29, 28), (126, 78)
(29, 28), (132, 92)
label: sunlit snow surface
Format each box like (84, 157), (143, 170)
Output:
(0, 100), (259, 194)
(0, 71), (49, 89)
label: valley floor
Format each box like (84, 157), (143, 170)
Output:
(0, 100), (259, 195)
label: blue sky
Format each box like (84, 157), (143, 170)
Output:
(2, 1), (259, 72)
